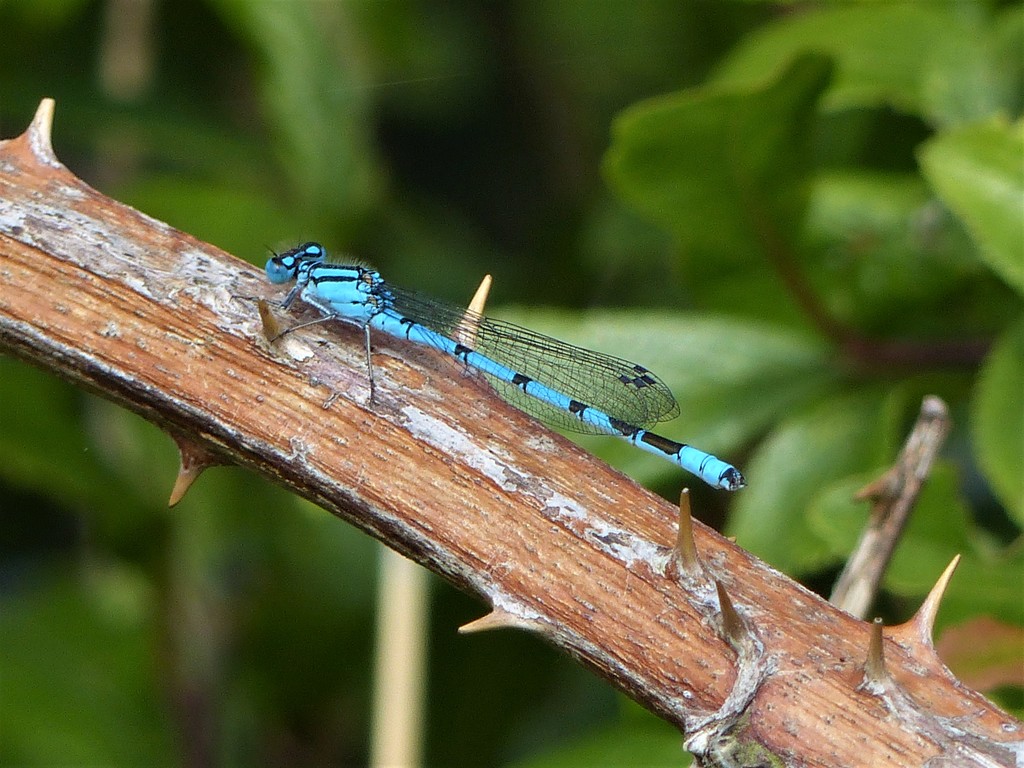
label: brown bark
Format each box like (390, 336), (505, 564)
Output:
(1, 100), (1020, 767)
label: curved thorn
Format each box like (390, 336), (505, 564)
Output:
(903, 554), (962, 646)
(27, 98), (59, 166)
(168, 436), (222, 507)
(458, 608), (539, 635)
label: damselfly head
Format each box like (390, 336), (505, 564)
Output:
(265, 242), (327, 284)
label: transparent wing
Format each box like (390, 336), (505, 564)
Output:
(384, 285), (680, 434)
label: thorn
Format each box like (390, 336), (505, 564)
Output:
(467, 274), (493, 316)
(912, 554), (960, 641)
(853, 470), (899, 503)
(892, 555), (961, 648)
(257, 298), (284, 342)
(168, 436), (223, 507)
(27, 98), (59, 166)
(453, 274), (492, 347)
(458, 608), (539, 635)
(863, 617), (889, 687)
(715, 581), (747, 649)
(831, 396), (952, 617)
(672, 489), (704, 577)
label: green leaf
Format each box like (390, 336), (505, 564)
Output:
(713, 5), (1009, 126)
(918, 117), (1024, 297)
(804, 474), (873, 559)
(727, 388), (901, 574)
(971, 317), (1024, 522)
(802, 170), (992, 331)
(604, 53), (831, 263)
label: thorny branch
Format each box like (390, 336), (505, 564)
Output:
(1, 100), (1020, 767)
(831, 396), (952, 617)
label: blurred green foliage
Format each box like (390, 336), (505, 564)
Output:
(1, 1), (1021, 765)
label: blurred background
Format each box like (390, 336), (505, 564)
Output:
(1, 1), (1021, 766)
